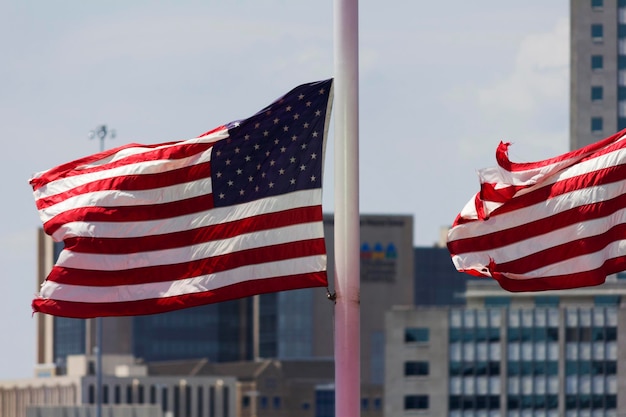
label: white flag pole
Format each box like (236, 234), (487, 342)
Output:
(333, 0), (360, 415)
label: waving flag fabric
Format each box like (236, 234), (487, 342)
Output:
(31, 79), (333, 318)
(447, 129), (626, 292)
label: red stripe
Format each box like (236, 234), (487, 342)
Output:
(63, 206), (322, 254)
(494, 129), (626, 173)
(43, 193), (216, 237)
(48, 238), (326, 286)
(30, 141), (215, 191)
(490, 256), (626, 292)
(489, 223), (626, 274)
(451, 162), (626, 230)
(32, 272), (328, 319)
(36, 161), (212, 210)
(449, 190), (626, 255)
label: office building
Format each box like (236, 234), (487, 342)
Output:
(570, 0), (626, 149)
(385, 279), (626, 417)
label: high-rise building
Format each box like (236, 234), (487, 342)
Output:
(570, 0), (626, 150)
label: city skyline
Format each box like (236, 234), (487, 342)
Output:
(1, 1), (568, 380)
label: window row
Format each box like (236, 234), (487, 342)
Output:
(507, 327), (558, 342)
(507, 361), (559, 377)
(450, 377), (502, 395)
(507, 376), (559, 395)
(565, 327), (616, 342)
(449, 361), (500, 377)
(450, 327), (501, 343)
(404, 394), (428, 410)
(507, 394), (558, 410)
(449, 395), (500, 410)
(566, 375), (618, 395)
(508, 342), (559, 361)
(565, 394), (617, 410)
(450, 342), (502, 361)
(87, 383), (227, 417)
(566, 342), (618, 360)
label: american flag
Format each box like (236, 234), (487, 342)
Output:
(447, 129), (626, 292)
(31, 79), (333, 318)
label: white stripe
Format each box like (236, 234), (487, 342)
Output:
(472, 145), (626, 219)
(448, 168), (626, 242)
(56, 221), (324, 271)
(33, 144), (216, 202)
(50, 188), (322, 241)
(451, 206), (626, 270)
(31, 129), (228, 182)
(478, 135), (626, 188)
(39, 255), (327, 303)
(39, 177), (213, 225)
(453, 239), (626, 280)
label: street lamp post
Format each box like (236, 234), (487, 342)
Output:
(88, 124), (115, 417)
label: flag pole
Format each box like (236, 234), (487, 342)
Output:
(333, 0), (360, 416)
(88, 125), (115, 417)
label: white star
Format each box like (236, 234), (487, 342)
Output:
(279, 168), (285, 175)
(303, 122), (309, 128)
(236, 168), (243, 175)
(310, 175), (316, 181)
(319, 88), (325, 95)
(228, 180), (234, 186)
(239, 189), (245, 195)
(269, 182), (275, 188)
(286, 106), (292, 111)
(315, 110), (321, 116)
(283, 125), (289, 132)
(245, 155), (251, 162)
(312, 131), (318, 137)
(274, 139), (280, 145)
(300, 164), (306, 171)
(255, 123), (261, 129)
(234, 121), (241, 127)
(234, 147), (240, 154)
(293, 113), (300, 120)
(291, 135), (298, 141)
(311, 153), (317, 159)
(219, 193), (225, 199)
(290, 178), (296, 185)
(298, 94), (305, 100)
(225, 159), (231, 165)
(301, 143), (307, 150)
(274, 118), (279, 124)
(248, 176), (254, 182)
(270, 160), (276, 166)
(290, 157), (296, 163)
(244, 134), (250, 140)
(280, 146), (286, 153)
(216, 172), (223, 178)
(265, 151), (270, 157)
(255, 185), (260, 192)
(306, 101), (311, 107)
(261, 172), (266, 178)
(254, 144), (260, 150)
(263, 130), (269, 137)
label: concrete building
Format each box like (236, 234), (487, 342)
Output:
(570, 0), (626, 150)
(1, 354), (236, 417)
(385, 280), (626, 417)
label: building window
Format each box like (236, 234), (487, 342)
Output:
(591, 86), (604, 101)
(405, 327), (429, 343)
(405, 361), (429, 376)
(591, 117), (603, 132)
(535, 296), (560, 307)
(485, 296), (511, 307)
(273, 396), (281, 409)
(592, 24), (604, 41)
(404, 395), (429, 410)
(592, 55), (604, 70)
(592, 0), (603, 8)
(361, 398), (369, 410)
(594, 295), (620, 305)
(260, 396), (268, 409)
(374, 397), (382, 410)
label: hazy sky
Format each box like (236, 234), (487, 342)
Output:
(0, 0), (569, 379)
